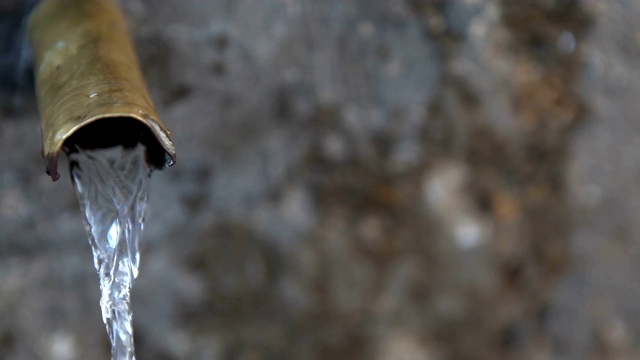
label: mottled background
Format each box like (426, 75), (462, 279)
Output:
(0, 0), (638, 359)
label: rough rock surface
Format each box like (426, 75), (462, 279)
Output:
(0, 0), (636, 359)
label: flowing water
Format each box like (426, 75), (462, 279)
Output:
(69, 143), (151, 360)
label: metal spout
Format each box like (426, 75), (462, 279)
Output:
(28, 0), (176, 181)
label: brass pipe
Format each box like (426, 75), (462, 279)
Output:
(28, 0), (176, 181)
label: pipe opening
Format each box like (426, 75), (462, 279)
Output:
(51, 117), (171, 179)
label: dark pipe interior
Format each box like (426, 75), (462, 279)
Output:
(63, 117), (169, 169)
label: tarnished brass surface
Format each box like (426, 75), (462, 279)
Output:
(28, 0), (176, 181)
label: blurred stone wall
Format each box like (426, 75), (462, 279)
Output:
(0, 0), (638, 359)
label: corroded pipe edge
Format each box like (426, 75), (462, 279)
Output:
(28, 0), (176, 181)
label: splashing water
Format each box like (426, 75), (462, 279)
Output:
(70, 143), (151, 360)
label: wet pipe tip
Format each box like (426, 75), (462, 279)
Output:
(28, 0), (176, 182)
(45, 154), (60, 182)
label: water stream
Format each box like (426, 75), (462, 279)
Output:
(69, 143), (151, 360)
